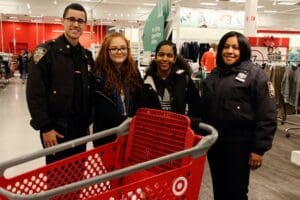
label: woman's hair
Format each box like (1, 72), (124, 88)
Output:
(154, 40), (178, 57)
(148, 40), (191, 75)
(216, 31), (251, 67)
(94, 32), (140, 94)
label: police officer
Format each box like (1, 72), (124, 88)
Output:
(26, 3), (93, 164)
(200, 31), (277, 200)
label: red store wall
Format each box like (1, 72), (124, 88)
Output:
(0, 22), (107, 54)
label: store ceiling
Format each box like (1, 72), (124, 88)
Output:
(0, 0), (300, 30)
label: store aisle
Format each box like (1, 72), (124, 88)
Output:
(0, 76), (44, 178)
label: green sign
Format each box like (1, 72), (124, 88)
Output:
(143, 0), (170, 52)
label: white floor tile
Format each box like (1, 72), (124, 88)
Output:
(0, 77), (44, 178)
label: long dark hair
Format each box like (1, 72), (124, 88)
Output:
(147, 40), (191, 76)
(93, 32), (140, 94)
(216, 31), (251, 67)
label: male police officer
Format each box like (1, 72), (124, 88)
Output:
(27, 3), (93, 164)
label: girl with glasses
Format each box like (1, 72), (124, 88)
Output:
(91, 32), (145, 147)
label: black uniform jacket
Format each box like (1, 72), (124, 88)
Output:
(201, 60), (277, 155)
(26, 35), (94, 132)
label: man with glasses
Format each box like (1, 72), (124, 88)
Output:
(26, 3), (94, 164)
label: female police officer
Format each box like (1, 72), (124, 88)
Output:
(200, 31), (277, 200)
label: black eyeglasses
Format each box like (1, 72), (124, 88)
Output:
(108, 47), (128, 54)
(64, 17), (86, 25)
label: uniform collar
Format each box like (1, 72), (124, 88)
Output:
(220, 60), (252, 75)
(54, 34), (85, 57)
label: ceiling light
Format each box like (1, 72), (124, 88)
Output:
(264, 10), (278, 13)
(200, 2), (217, 6)
(278, 2), (297, 5)
(257, 5), (264, 9)
(230, 0), (246, 3)
(53, 0), (57, 5)
(143, 3), (156, 6)
(27, 3), (31, 9)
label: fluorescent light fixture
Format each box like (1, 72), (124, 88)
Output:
(200, 2), (217, 6)
(31, 19), (42, 23)
(9, 16), (18, 19)
(257, 5), (264, 9)
(230, 0), (246, 3)
(263, 10), (278, 13)
(27, 3), (31, 9)
(143, 3), (156, 6)
(7, 19), (19, 22)
(102, 21), (113, 24)
(278, 2), (297, 5)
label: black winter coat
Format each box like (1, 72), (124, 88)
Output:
(91, 73), (146, 146)
(143, 65), (202, 131)
(26, 35), (94, 132)
(201, 60), (277, 155)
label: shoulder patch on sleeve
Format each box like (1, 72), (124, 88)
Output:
(267, 81), (275, 98)
(33, 47), (47, 64)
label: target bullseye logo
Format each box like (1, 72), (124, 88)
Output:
(172, 176), (188, 196)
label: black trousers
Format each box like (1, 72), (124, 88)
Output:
(207, 137), (251, 200)
(40, 118), (87, 165)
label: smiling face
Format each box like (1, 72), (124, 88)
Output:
(221, 36), (241, 66)
(62, 8), (86, 46)
(108, 36), (128, 67)
(155, 44), (176, 78)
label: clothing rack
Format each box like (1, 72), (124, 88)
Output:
(278, 63), (300, 137)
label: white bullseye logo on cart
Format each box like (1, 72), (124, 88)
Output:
(172, 176), (188, 196)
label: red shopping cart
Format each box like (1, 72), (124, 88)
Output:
(0, 108), (217, 200)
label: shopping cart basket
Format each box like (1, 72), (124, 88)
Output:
(0, 108), (218, 200)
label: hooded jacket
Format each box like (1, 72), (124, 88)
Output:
(143, 64), (202, 124)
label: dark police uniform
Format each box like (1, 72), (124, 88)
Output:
(201, 60), (277, 200)
(26, 34), (94, 164)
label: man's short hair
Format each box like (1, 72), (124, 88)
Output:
(63, 3), (87, 22)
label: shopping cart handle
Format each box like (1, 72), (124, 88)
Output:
(191, 122), (218, 158)
(0, 118), (131, 176)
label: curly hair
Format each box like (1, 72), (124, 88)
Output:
(93, 32), (141, 94)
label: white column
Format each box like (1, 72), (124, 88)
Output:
(244, 0), (258, 36)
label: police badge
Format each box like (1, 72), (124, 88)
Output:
(33, 47), (47, 64)
(235, 72), (248, 83)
